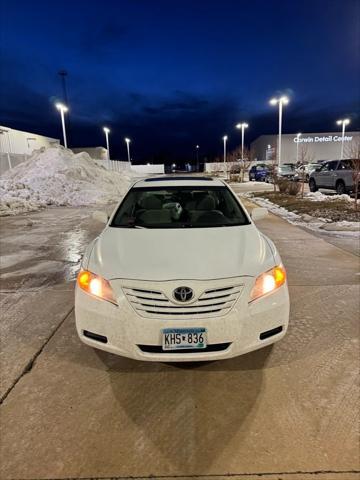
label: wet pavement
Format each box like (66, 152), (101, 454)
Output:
(0, 199), (359, 480)
(0, 206), (112, 401)
(0, 208), (102, 290)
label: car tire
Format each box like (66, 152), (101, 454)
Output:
(336, 180), (346, 195)
(309, 178), (318, 192)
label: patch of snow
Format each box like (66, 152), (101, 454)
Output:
(0, 146), (136, 216)
(247, 196), (301, 220)
(304, 191), (352, 202)
(319, 221), (360, 232)
(244, 194), (360, 238)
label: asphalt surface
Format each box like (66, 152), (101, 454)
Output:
(0, 187), (359, 480)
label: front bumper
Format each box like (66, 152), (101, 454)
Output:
(75, 277), (290, 362)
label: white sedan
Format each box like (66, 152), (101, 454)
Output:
(75, 177), (289, 361)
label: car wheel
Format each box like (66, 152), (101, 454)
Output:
(309, 178), (318, 192)
(336, 180), (346, 195)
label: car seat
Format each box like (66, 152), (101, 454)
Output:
(189, 195), (224, 223)
(137, 195), (172, 225)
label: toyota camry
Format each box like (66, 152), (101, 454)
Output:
(75, 176), (290, 361)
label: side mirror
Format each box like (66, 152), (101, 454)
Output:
(92, 211), (109, 224)
(315, 167), (321, 172)
(251, 207), (268, 221)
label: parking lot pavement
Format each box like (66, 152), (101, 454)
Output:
(0, 207), (111, 401)
(0, 204), (359, 480)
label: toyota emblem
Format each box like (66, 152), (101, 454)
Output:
(173, 286), (193, 302)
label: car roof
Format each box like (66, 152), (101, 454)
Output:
(132, 176), (226, 188)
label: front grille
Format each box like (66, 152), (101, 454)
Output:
(137, 343), (231, 354)
(123, 284), (243, 319)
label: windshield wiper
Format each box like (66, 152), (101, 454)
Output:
(113, 224), (147, 229)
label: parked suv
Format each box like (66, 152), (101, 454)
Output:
(309, 159), (359, 195)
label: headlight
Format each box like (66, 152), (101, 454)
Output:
(77, 270), (117, 305)
(250, 265), (286, 302)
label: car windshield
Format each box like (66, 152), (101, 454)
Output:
(111, 186), (250, 229)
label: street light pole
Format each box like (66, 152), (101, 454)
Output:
(196, 145), (199, 171)
(103, 127), (110, 160)
(55, 103), (68, 148)
(223, 135), (228, 176)
(270, 96), (289, 167)
(125, 138), (131, 164)
(336, 118), (350, 160)
(236, 122), (249, 160)
(296, 133), (301, 163)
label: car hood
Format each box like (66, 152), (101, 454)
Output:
(87, 224), (275, 281)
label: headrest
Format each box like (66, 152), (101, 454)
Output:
(197, 195), (216, 210)
(140, 195), (162, 209)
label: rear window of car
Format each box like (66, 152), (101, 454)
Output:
(338, 160), (357, 170)
(110, 186), (250, 229)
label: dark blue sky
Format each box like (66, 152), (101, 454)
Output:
(1, 0), (359, 163)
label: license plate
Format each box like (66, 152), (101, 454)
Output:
(162, 328), (207, 350)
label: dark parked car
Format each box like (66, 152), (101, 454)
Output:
(249, 164), (271, 182)
(309, 159), (359, 194)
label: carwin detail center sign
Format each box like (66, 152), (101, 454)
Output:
(293, 135), (353, 143)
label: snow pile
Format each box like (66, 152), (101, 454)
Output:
(304, 191), (352, 202)
(319, 220), (360, 232)
(0, 146), (134, 216)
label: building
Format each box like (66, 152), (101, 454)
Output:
(71, 146), (108, 160)
(251, 131), (360, 164)
(0, 126), (60, 174)
(0, 126), (59, 155)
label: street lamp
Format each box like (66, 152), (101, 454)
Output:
(223, 135), (228, 176)
(236, 123), (248, 161)
(269, 96), (289, 167)
(196, 145), (199, 171)
(125, 138), (131, 164)
(296, 132), (301, 163)
(55, 102), (68, 148)
(103, 127), (110, 160)
(336, 118), (350, 160)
